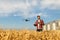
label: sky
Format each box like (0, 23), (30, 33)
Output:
(0, 0), (60, 30)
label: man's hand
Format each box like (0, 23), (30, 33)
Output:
(34, 24), (37, 26)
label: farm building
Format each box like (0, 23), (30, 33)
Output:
(43, 19), (60, 31)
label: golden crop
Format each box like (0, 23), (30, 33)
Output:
(0, 30), (60, 40)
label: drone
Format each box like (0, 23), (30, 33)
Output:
(24, 19), (30, 22)
(22, 18), (30, 22)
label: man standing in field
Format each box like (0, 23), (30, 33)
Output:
(34, 15), (44, 31)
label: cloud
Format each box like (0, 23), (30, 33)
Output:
(23, 13), (48, 18)
(0, 0), (59, 18)
(40, 0), (60, 9)
(0, 0), (28, 17)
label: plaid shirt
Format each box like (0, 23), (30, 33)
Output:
(34, 19), (44, 29)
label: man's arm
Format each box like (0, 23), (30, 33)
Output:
(34, 20), (37, 26)
(42, 20), (45, 25)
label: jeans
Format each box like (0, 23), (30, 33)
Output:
(37, 29), (42, 32)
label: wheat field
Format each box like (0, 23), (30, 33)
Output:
(0, 30), (60, 40)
